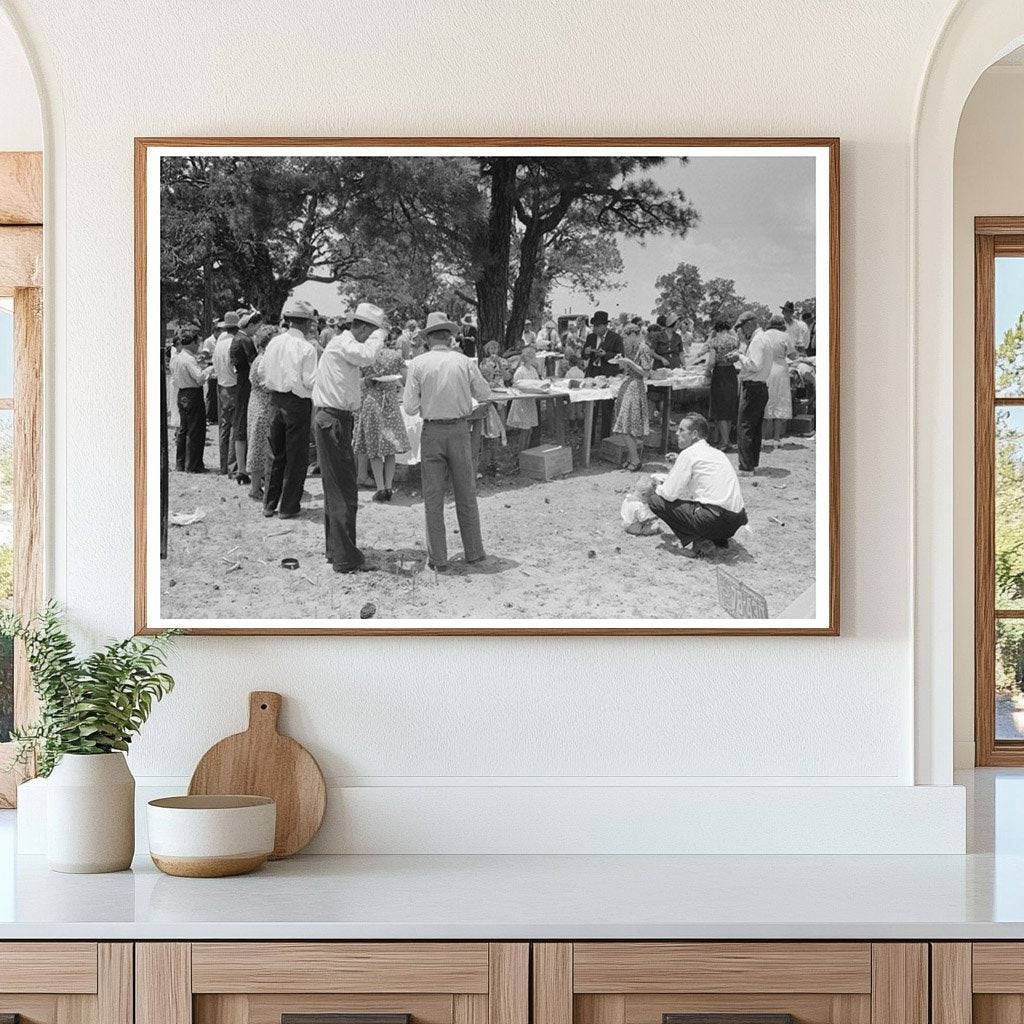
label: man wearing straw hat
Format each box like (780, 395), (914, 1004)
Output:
(312, 301), (386, 573)
(261, 298), (319, 519)
(404, 311), (492, 571)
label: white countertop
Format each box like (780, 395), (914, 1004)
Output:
(2, 850), (1024, 940)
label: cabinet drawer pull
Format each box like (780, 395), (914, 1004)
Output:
(664, 1016), (796, 1024)
(283, 1016), (411, 1024)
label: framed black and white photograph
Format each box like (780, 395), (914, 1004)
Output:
(135, 138), (839, 635)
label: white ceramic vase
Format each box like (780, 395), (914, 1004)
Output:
(46, 752), (135, 873)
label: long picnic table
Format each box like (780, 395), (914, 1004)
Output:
(487, 375), (710, 467)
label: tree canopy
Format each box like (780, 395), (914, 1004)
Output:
(160, 154), (699, 349)
(652, 261), (769, 331)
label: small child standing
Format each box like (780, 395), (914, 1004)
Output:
(507, 345), (541, 449)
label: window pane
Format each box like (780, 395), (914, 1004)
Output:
(997, 407), (1024, 610)
(0, 409), (11, 742)
(996, 257), (1024, 396)
(0, 302), (12, 400)
(998, 620), (1024, 740)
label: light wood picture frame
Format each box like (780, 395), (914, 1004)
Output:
(135, 137), (840, 636)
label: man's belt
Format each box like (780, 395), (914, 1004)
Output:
(423, 416), (467, 424)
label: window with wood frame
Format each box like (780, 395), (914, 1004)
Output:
(976, 218), (1024, 765)
(0, 151), (43, 805)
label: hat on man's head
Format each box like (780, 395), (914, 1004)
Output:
(280, 297), (316, 321)
(768, 313), (787, 330)
(239, 313), (254, 329)
(350, 302), (386, 330)
(781, 300), (795, 312)
(177, 323), (201, 343)
(734, 310), (759, 330)
(217, 311), (241, 329)
(422, 311), (459, 336)
(590, 310), (610, 326)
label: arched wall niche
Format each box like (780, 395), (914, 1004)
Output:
(913, 0), (1024, 785)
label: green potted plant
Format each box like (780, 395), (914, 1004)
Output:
(1, 603), (177, 873)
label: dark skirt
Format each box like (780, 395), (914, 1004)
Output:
(709, 364), (739, 421)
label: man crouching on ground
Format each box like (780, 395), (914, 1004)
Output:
(645, 413), (748, 558)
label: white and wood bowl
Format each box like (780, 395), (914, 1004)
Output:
(147, 795), (276, 877)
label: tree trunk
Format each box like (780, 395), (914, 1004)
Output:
(475, 159), (516, 350)
(202, 257), (213, 336)
(505, 216), (543, 350)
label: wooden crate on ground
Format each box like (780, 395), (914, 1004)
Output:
(787, 414), (814, 437)
(598, 434), (637, 465)
(519, 444), (573, 481)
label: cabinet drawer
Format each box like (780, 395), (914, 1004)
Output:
(139, 942), (528, 1024)
(572, 944), (872, 994)
(0, 942), (98, 993)
(0, 943), (130, 1024)
(534, 944), (925, 1024)
(191, 943), (491, 993)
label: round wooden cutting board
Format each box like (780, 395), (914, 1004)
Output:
(188, 691), (326, 859)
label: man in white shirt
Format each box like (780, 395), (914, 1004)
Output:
(212, 311), (242, 474)
(312, 302), (386, 573)
(646, 413), (748, 557)
(261, 298), (319, 519)
(733, 310), (772, 474)
(404, 311), (492, 570)
(782, 300), (810, 354)
(170, 324), (211, 473)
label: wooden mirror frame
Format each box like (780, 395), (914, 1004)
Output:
(0, 151), (43, 806)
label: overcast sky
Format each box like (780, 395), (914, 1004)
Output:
(548, 155), (817, 320)
(296, 154), (817, 319)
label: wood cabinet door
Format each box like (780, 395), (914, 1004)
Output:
(934, 942), (1024, 1024)
(137, 943), (528, 1024)
(534, 944), (927, 1024)
(0, 942), (132, 1024)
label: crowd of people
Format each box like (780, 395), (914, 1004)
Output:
(165, 296), (816, 564)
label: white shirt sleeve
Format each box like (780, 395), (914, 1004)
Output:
(300, 342), (318, 392)
(656, 448), (694, 502)
(403, 362), (422, 417)
(336, 331), (385, 367)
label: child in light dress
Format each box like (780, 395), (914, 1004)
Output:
(507, 345), (541, 449)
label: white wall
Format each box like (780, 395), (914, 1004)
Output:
(952, 65), (1024, 768)
(0, 8), (39, 151)
(0, 0), (973, 851)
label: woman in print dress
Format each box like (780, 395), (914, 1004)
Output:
(245, 324), (278, 501)
(353, 335), (410, 502)
(507, 345), (541, 450)
(762, 313), (795, 450)
(705, 316), (741, 451)
(611, 322), (653, 472)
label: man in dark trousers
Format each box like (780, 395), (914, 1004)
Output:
(170, 324), (210, 473)
(733, 311), (772, 475)
(645, 413), (748, 558)
(583, 309), (624, 440)
(404, 311), (492, 571)
(312, 302), (386, 573)
(260, 298), (319, 519)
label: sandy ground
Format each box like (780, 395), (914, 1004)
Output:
(160, 427), (816, 623)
